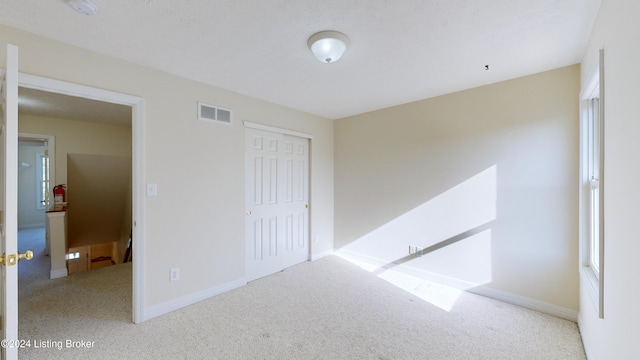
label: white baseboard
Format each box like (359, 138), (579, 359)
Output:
(143, 278), (246, 322)
(335, 249), (578, 322)
(18, 223), (46, 230)
(335, 249), (481, 288)
(577, 312), (594, 358)
(467, 286), (578, 322)
(50, 268), (68, 279)
(311, 248), (334, 261)
(143, 250), (334, 323)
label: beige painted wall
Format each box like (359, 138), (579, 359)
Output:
(578, 0), (640, 359)
(1, 24), (334, 311)
(18, 114), (132, 186)
(335, 65), (580, 311)
(19, 115), (132, 270)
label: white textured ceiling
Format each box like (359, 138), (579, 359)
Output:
(1, 0), (600, 121)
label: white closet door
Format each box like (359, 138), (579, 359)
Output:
(281, 134), (309, 268)
(245, 128), (309, 282)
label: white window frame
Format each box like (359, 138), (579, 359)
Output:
(579, 49), (605, 318)
(35, 151), (49, 210)
(586, 98), (601, 276)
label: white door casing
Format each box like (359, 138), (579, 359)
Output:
(245, 126), (309, 282)
(18, 133), (55, 256)
(1, 43), (20, 360)
(17, 73), (146, 323)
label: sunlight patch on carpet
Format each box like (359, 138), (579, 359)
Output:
(377, 269), (462, 311)
(334, 251), (465, 311)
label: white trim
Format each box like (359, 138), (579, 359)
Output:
(143, 278), (246, 322)
(596, 49), (605, 319)
(578, 102), (589, 267)
(46, 211), (65, 218)
(578, 49), (605, 319)
(467, 286), (578, 322)
(18, 73), (140, 106)
(131, 97), (146, 324)
(4, 45), (20, 360)
(580, 65), (600, 100)
(35, 151), (45, 210)
(580, 268), (600, 312)
(19, 132), (55, 258)
(336, 250), (480, 289)
(577, 313), (596, 359)
(334, 250), (578, 322)
(18, 133), (56, 210)
(243, 121), (314, 139)
(17, 223), (45, 230)
(17, 73), (147, 324)
(49, 268), (68, 279)
(311, 248), (334, 261)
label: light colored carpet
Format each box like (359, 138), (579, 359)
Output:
(17, 228), (586, 359)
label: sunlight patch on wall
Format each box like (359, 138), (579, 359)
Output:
(335, 165), (497, 311)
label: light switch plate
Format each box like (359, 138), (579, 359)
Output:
(170, 268), (180, 282)
(147, 183), (158, 196)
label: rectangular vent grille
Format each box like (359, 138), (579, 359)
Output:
(198, 102), (232, 125)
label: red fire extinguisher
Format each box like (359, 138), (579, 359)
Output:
(53, 184), (66, 204)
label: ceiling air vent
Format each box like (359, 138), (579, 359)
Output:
(198, 102), (232, 125)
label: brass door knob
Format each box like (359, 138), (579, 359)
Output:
(246, 210), (252, 216)
(19, 250), (34, 261)
(0, 250), (33, 266)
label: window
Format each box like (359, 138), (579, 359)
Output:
(580, 49), (604, 318)
(36, 151), (49, 210)
(586, 97), (601, 277)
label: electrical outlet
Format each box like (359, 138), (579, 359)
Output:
(408, 246), (423, 256)
(170, 268), (180, 282)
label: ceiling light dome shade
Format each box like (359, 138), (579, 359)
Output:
(67, 0), (98, 16)
(307, 31), (350, 64)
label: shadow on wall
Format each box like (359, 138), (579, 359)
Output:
(67, 153), (132, 264)
(336, 165), (497, 311)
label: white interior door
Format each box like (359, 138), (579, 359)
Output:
(1, 43), (20, 360)
(281, 134), (309, 268)
(245, 128), (309, 282)
(246, 129), (283, 281)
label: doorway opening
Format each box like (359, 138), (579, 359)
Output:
(17, 133), (54, 286)
(17, 74), (145, 323)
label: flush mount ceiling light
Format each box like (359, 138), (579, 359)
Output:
(307, 31), (350, 64)
(67, 0), (98, 16)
